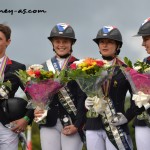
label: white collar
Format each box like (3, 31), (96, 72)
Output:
(56, 57), (66, 68)
(106, 60), (113, 65)
(56, 57), (65, 61)
(0, 56), (5, 64)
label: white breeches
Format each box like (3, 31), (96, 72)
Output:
(40, 119), (83, 150)
(0, 122), (18, 150)
(135, 126), (150, 150)
(86, 129), (133, 150)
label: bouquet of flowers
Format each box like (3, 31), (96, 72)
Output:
(59, 58), (112, 118)
(124, 57), (150, 125)
(16, 64), (63, 123)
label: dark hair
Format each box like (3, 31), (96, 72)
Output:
(0, 24), (11, 40)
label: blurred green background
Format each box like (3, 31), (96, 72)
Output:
(19, 97), (137, 150)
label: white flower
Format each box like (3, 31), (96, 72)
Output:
(133, 91), (150, 109)
(144, 67), (150, 73)
(134, 66), (141, 71)
(27, 77), (31, 81)
(73, 59), (84, 65)
(28, 64), (43, 71)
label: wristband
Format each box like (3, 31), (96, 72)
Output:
(23, 116), (30, 123)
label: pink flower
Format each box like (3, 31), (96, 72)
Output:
(25, 79), (63, 109)
(126, 68), (150, 94)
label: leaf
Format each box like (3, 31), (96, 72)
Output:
(124, 57), (133, 68)
(15, 70), (29, 86)
(0, 80), (12, 90)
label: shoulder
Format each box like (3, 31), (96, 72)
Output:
(68, 56), (78, 67)
(143, 56), (150, 64)
(11, 60), (25, 65)
(69, 56), (79, 63)
(143, 57), (147, 62)
(8, 60), (26, 70)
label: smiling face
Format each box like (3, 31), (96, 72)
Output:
(98, 38), (118, 57)
(142, 35), (150, 54)
(51, 37), (72, 58)
(0, 31), (10, 58)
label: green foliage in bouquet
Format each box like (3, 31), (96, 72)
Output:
(124, 57), (150, 73)
(134, 60), (150, 73)
(15, 64), (55, 86)
(15, 69), (29, 86)
(124, 57), (133, 68)
(0, 80), (12, 90)
(58, 58), (112, 83)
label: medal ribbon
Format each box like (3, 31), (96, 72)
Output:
(51, 55), (71, 72)
(0, 55), (8, 79)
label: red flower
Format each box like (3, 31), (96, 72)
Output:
(70, 63), (77, 70)
(96, 60), (105, 67)
(34, 70), (41, 78)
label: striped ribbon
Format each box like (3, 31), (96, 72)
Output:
(0, 55), (8, 79)
(58, 87), (77, 115)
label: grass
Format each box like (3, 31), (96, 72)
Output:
(125, 97), (137, 150)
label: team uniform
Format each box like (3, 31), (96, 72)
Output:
(85, 26), (144, 150)
(39, 55), (87, 150)
(0, 56), (33, 150)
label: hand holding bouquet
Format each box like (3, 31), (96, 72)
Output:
(124, 57), (150, 109)
(59, 58), (112, 118)
(16, 64), (63, 123)
(124, 57), (150, 125)
(85, 96), (107, 118)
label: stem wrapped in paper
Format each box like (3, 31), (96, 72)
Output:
(76, 76), (108, 118)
